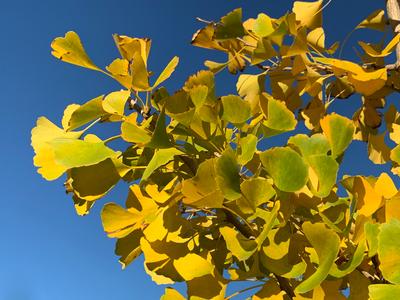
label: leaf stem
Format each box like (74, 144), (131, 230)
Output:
(103, 135), (121, 144)
(225, 283), (265, 300)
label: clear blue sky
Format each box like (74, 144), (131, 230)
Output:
(1, 0), (390, 299)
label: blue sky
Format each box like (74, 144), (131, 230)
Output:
(1, 0), (389, 299)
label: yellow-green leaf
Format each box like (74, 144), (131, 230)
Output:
(295, 222), (340, 294)
(320, 113), (355, 158)
(260, 147), (308, 192)
(215, 8), (245, 40)
(377, 218), (400, 284)
(215, 148), (241, 201)
(51, 31), (100, 71)
(102, 90), (130, 116)
(153, 56), (179, 89)
(220, 226), (257, 261)
(221, 95), (251, 124)
(369, 284), (400, 300)
(142, 148), (182, 181)
(253, 13), (275, 38)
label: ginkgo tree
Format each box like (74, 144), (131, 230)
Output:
(32, 1), (400, 299)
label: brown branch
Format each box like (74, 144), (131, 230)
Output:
(274, 274), (295, 299)
(386, 0), (400, 70)
(223, 209), (255, 239)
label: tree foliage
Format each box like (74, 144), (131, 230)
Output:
(32, 1), (400, 299)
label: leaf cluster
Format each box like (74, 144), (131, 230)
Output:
(32, 1), (400, 299)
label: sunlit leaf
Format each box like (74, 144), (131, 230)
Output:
(142, 148), (182, 181)
(294, 222), (340, 294)
(153, 56), (179, 89)
(51, 31), (100, 71)
(292, 0), (323, 30)
(320, 113), (354, 158)
(173, 254), (214, 281)
(377, 218), (400, 284)
(369, 284), (400, 300)
(356, 10), (386, 31)
(221, 95), (251, 125)
(260, 147), (308, 192)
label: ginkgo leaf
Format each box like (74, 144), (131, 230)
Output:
(365, 222), (380, 257)
(51, 31), (101, 71)
(49, 137), (117, 169)
(240, 178), (275, 210)
(131, 51), (150, 91)
(221, 95), (251, 124)
(64, 95), (106, 131)
(220, 226), (257, 261)
(113, 35), (152, 64)
(70, 158), (121, 201)
(101, 202), (139, 238)
(295, 222), (340, 294)
(161, 287), (186, 300)
(377, 218), (400, 284)
(320, 113), (354, 158)
(253, 13), (275, 38)
(215, 148), (241, 201)
(173, 254), (214, 281)
(121, 113), (152, 144)
(147, 109), (173, 149)
(288, 133), (330, 158)
(369, 284), (400, 300)
(356, 10), (387, 31)
(237, 134), (257, 165)
(115, 230), (143, 269)
(359, 34), (400, 57)
(307, 154), (338, 198)
(182, 159), (224, 208)
(215, 8), (245, 40)
(307, 27), (325, 50)
(153, 56), (179, 89)
(106, 58), (131, 89)
(260, 147), (308, 192)
(260, 94), (297, 133)
(329, 240), (366, 277)
(102, 90), (130, 116)
(142, 148), (182, 181)
(292, 0), (323, 30)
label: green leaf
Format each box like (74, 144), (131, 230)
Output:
(329, 240), (366, 277)
(260, 147), (308, 192)
(260, 95), (297, 133)
(378, 218), (400, 284)
(220, 226), (257, 261)
(307, 154), (339, 198)
(365, 222), (380, 257)
(51, 31), (100, 71)
(173, 254), (214, 281)
(50, 137), (117, 169)
(153, 56), (179, 89)
(369, 284), (400, 300)
(237, 134), (258, 165)
(215, 148), (241, 201)
(221, 95), (251, 124)
(215, 8), (245, 40)
(142, 148), (182, 181)
(320, 113), (354, 158)
(253, 13), (275, 37)
(147, 109), (173, 149)
(288, 133), (330, 158)
(295, 222), (340, 294)
(240, 178), (275, 211)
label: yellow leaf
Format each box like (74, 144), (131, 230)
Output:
(102, 90), (130, 116)
(356, 9), (387, 31)
(113, 34), (152, 65)
(161, 288), (186, 300)
(307, 27), (325, 50)
(153, 56), (179, 89)
(101, 203), (140, 238)
(106, 58), (132, 89)
(173, 254), (214, 281)
(51, 31), (100, 71)
(292, 0), (323, 30)
(131, 51), (150, 91)
(359, 34), (400, 57)
(354, 177), (382, 217)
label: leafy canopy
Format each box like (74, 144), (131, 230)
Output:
(32, 1), (400, 299)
